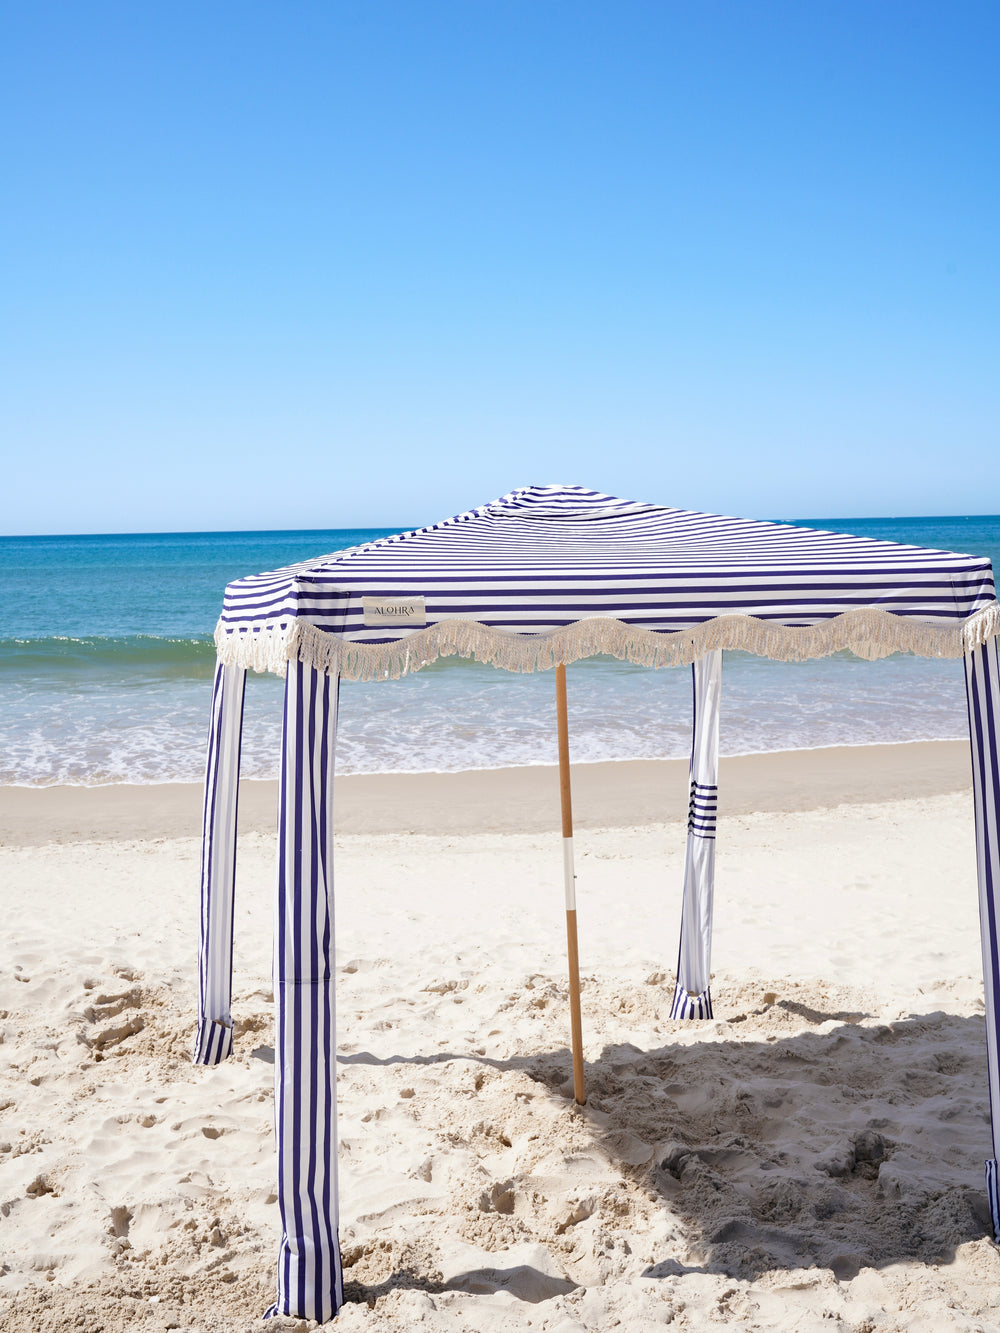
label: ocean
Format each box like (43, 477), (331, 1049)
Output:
(2, 516), (998, 786)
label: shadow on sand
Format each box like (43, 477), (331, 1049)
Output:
(317, 999), (996, 1304)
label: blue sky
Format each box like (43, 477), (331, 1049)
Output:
(3, 1), (997, 534)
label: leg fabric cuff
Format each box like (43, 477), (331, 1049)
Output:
(670, 981), (713, 1020)
(192, 1018), (233, 1065)
(987, 1160), (1000, 1241)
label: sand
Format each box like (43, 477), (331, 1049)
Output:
(3, 743), (1000, 1331)
(0, 741), (973, 845)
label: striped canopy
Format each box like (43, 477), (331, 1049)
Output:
(216, 484), (999, 679)
(196, 483), (1000, 1321)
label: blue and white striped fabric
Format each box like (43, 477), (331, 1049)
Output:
(193, 661), (245, 1066)
(193, 484), (1000, 1318)
(670, 651), (722, 1022)
(215, 485), (996, 660)
(266, 659), (342, 1321)
(965, 637), (1000, 1242)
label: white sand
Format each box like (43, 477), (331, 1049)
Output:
(3, 783), (1000, 1330)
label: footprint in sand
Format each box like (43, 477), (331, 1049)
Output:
(77, 978), (145, 1054)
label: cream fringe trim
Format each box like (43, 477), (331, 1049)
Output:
(214, 603), (1000, 681)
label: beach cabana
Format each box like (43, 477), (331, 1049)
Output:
(193, 485), (1000, 1322)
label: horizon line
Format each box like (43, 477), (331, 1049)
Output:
(3, 513), (1000, 542)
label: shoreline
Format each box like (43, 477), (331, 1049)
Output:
(0, 738), (972, 846)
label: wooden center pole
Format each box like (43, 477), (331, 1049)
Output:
(555, 662), (586, 1106)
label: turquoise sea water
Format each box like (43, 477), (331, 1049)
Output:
(1, 516), (997, 785)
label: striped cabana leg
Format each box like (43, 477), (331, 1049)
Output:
(670, 650), (722, 1021)
(965, 638), (1000, 1241)
(265, 660), (343, 1322)
(193, 661), (247, 1066)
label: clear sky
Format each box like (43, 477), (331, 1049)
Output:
(2, 1), (997, 534)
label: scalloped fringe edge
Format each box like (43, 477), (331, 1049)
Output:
(214, 602), (1000, 681)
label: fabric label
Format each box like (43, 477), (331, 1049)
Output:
(362, 596), (427, 627)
